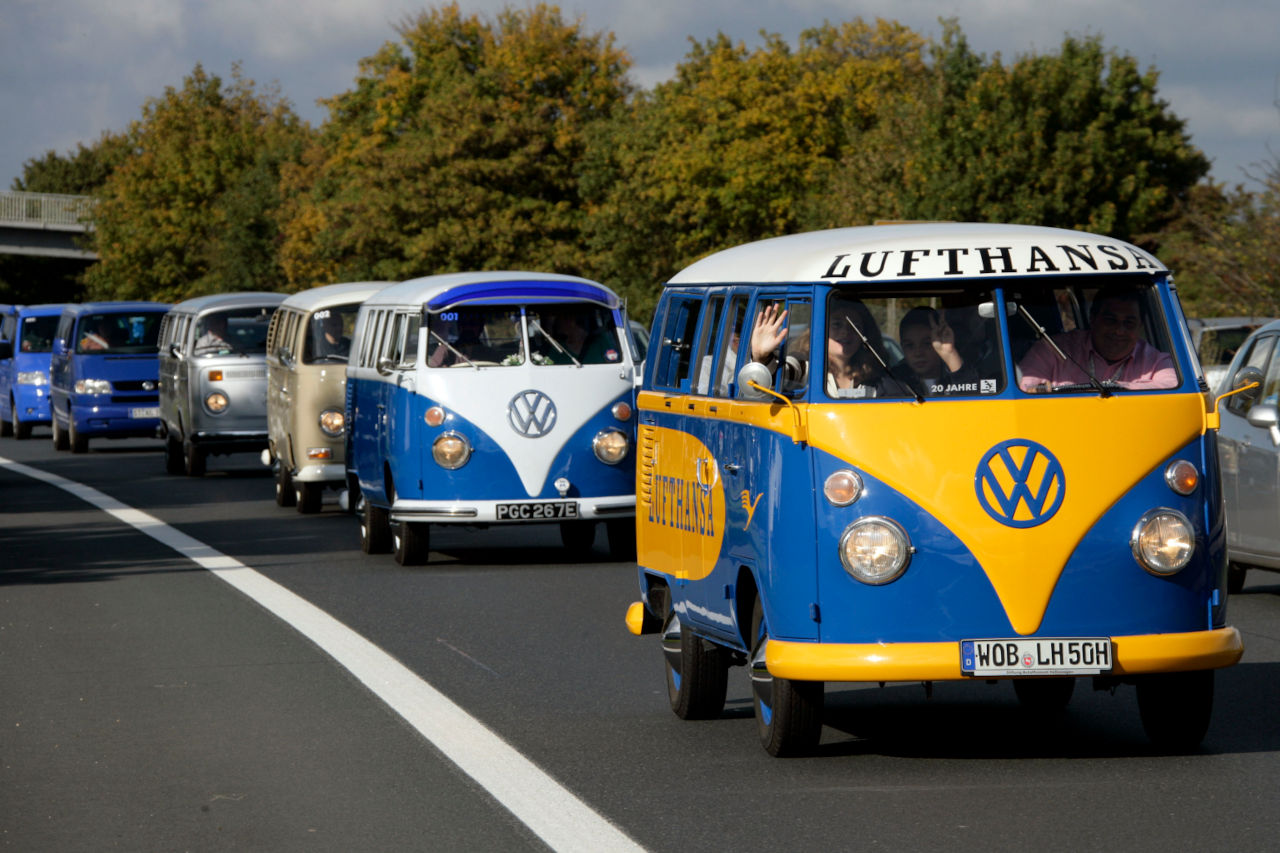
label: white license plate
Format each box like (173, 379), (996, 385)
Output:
(130, 406), (160, 419)
(961, 637), (1112, 676)
(495, 501), (579, 521)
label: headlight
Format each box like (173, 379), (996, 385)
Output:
(73, 378), (111, 394)
(17, 371), (46, 386)
(1164, 460), (1198, 496)
(823, 469), (863, 506)
(319, 408), (345, 437)
(592, 428), (629, 464)
(432, 431), (471, 469)
(839, 517), (912, 585)
(1131, 508), (1194, 575)
(205, 392), (229, 413)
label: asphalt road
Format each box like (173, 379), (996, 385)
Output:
(4, 432), (1280, 852)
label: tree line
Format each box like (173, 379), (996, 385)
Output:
(5, 3), (1279, 322)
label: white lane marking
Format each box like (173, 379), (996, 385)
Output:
(1, 457), (646, 853)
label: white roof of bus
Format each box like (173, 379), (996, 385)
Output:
(278, 281), (393, 313)
(668, 223), (1167, 285)
(170, 291), (287, 315)
(364, 270), (618, 308)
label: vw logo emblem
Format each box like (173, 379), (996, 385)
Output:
(142, 380), (156, 391)
(508, 390), (557, 438)
(975, 439), (1065, 528)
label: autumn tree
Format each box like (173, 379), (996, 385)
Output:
(84, 64), (310, 302)
(276, 2), (632, 289)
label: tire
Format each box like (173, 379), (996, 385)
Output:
(360, 501), (392, 554)
(392, 521), (430, 566)
(1136, 669), (1214, 751)
(295, 481), (323, 514)
(1227, 562), (1247, 594)
(1012, 677), (1076, 715)
(750, 598), (823, 756)
(183, 439), (206, 477)
(0, 407), (11, 437)
(12, 404), (30, 440)
(51, 411), (69, 451)
(661, 611), (729, 720)
(606, 518), (637, 561)
(164, 436), (184, 475)
(560, 520), (597, 555)
(275, 463), (296, 507)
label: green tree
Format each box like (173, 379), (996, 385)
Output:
(582, 19), (928, 318)
(815, 28), (1210, 240)
(277, 2), (632, 289)
(12, 132), (133, 194)
(84, 64), (309, 302)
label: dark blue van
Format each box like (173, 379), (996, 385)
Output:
(49, 301), (171, 453)
(0, 303), (67, 439)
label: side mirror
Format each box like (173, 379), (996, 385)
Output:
(376, 356), (396, 377)
(277, 345), (293, 366)
(1246, 403), (1279, 429)
(736, 362), (774, 400)
(1230, 365), (1264, 406)
(168, 342), (185, 360)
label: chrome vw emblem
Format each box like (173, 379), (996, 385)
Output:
(975, 439), (1065, 528)
(508, 390), (557, 438)
(142, 380), (156, 391)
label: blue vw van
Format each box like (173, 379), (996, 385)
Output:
(49, 301), (170, 453)
(626, 223), (1244, 755)
(345, 271), (638, 565)
(1, 303), (65, 438)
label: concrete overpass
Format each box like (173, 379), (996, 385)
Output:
(0, 190), (97, 260)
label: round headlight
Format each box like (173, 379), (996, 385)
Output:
(611, 401), (632, 421)
(205, 391), (229, 413)
(824, 470), (863, 506)
(319, 408), (345, 437)
(839, 517), (911, 585)
(593, 428), (629, 464)
(1132, 508), (1194, 575)
(432, 432), (471, 469)
(1164, 460), (1198, 496)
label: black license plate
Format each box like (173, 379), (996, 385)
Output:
(495, 501), (579, 521)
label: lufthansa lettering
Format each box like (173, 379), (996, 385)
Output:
(648, 473), (716, 537)
(822, 242), (1160, 280)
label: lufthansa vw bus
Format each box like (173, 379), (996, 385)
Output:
(345, 271), (638, 565)
(0, 303), (65, 438)
(625, 223), (1244, 756)
(263, 281), (390, 512)
(157, 292), (285, 476)
(49, 301), (171, 453)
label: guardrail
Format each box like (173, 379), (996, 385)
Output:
(0, 190), (96, 229)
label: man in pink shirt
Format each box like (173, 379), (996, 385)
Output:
(1019, 287), (1178, 391)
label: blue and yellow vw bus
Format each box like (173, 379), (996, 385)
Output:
(345, 271), (639, 565)
(625, 223), (1244, 756)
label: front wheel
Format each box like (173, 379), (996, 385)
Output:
(662, 612), (728, 720)
(295, 481), (322, 514)
(51, 411), (69, 451)
(750, 598), (822, 756)
(275, 463), (296, 507)
(1136, 669), (1214, 751)
(393, 521), (430, 566)
(12, 404), (31, 440)
(183, 440), (206, 477)
(360, 501), (392, 554)
(68, 414), (88, 454)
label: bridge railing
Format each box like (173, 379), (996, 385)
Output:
(0, 190), (96, 229)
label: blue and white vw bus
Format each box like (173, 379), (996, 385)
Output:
(49, 301), (171, 453)
(626, 223), (1244, 756)
(345, 271), (639, 565)
(0, 303), (65, 439)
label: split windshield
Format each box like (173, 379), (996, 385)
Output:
(425, 303), (621, 367)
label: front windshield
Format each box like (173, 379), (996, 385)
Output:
(303, 303), (360, 364)
(424, 303), (622, 367)
(425, 306), (523, 367)
(75, 311), (166, 355)
(19, 315), (59, 353)
(194, 307), (274, 355)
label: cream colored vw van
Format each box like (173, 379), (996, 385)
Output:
(264, 282), (391, 512)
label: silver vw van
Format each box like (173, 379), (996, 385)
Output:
(263, 281), (390, 512)
(157, 292), (285, 476)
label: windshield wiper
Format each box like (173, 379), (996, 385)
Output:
(1013, 303), (1111, 398)
(428, 329), (477, 369)
(846, 317), (924, 403)
(529, 318), (581, 367)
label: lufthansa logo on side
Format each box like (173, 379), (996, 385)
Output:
(975, 439), (1065, 528)
(508, 390), (557, 438)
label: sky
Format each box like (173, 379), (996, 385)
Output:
(2, 0), (1278, 193)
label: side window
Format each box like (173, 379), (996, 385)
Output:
(652, 295), (703, 390)
(393, 312), (420, 367)
(780, 299), (811, 397)
(54, 315), (74, 348)
(712, 296), (748, 398)
(363, 310), (388, 368)
(1227, 335), (1274, 415)
(691, 296), (724, 395)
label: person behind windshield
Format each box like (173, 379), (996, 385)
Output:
(899, 307), (976, 394)
(751, 298), (909, 398)
(196, 314), (230, 351)
(429, 312), (501, 366)
(1019, 285), (1177, 392)
(78, 316), (116, 352)
(314, 313), (350, 359)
